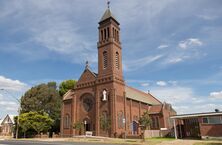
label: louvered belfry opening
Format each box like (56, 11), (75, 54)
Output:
(103, 51), (108, 69)
(115, 52), (119, 69)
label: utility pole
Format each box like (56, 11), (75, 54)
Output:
(0, 88), (20, 139)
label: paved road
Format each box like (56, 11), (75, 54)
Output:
(0, 140), (117, 145)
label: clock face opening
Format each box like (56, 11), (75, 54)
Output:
(83, 97), (93, 112)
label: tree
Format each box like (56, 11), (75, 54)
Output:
(19, 112), (54, 138)
(20, 82), (61, 134)
(100, 115), (111, 133)
(139, 111), (151, 130)
(19, 112), (34, 138)
(59, 80), (77, 96)
(73, 122), (83, 134)
(31, 112), (54, 136)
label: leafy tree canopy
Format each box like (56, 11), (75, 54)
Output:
(59, 80), (77, 96)
(139, 111), (151, 130)
(19, 111), (54, 135)
(100, 115), (111, 132)
(20, 82), (61, 133)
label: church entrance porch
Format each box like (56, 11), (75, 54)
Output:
(83, 118), (92, 132)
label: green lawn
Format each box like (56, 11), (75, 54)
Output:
(146, 137), (175, 141)
(145, 137), (175, 145)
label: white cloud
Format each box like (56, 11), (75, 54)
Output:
(0, 0), (98, 64)
(0, 101), (18, 111)
(178, 38), (203, 49)
(197, 14), (218, 20)
(151, 86), (193, 103)
(0, 76), (28, 118)
(156, 81), (167, 86)
(157, 44), (169, 49)
(166, 57), (183, 64)
(145, 83), (222, 114)
(168, 81), (177, 86)
(140, 83), (149, 87)
(123, 55), (163, 71)
(210, 91), (222, 99)
(0, 76), (28, 91)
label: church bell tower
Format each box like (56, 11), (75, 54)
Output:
(97, 6), (124, 82)
(95, 4), (126, 137)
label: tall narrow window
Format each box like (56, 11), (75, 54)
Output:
(103, 51), (108, 69)
(114, 29), (116, 40)
(113, 27), (115, 38)
(115, 52), (119, 69)
(117, 31), (119, 41)
(64, 114), (70, 129)
(107, 27), (110, 38)
(104, 29), (107, 40)
(101, 30), (103, 41)
(118, 111), (124, 129)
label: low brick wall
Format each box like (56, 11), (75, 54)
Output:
(144, 130), (170, 138)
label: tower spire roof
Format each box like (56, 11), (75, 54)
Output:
(99, 2), (119, 24)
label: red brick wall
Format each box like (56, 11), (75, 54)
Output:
(199, 117), (222, 137)
(200, 124), (222, 137)
(62, 100), (73, 136)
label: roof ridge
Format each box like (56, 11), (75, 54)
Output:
(86, 67), (97, 77)
(126, 85), (162, 104)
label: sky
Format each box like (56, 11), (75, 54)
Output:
(0, 0), (222, 119)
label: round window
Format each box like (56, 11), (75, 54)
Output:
(83, 97), (93, 112)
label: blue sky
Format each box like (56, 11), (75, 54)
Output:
(0, 0), (222, 119)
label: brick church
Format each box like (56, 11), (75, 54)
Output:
(61, 6), (176, 138)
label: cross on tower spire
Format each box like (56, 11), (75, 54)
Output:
(107, 0), (110, 9)
(85, 61), (89, 69)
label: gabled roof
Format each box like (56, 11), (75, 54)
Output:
(9, 115), (15, 124)
(63, 90), (74, 101)
(99, 8), (119, 24)
(77, 68), (97, 84)
(149, 105), (163, 114)
(1, 114), (15, 124)
(125, 86), (162, 105)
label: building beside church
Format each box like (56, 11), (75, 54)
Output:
(61, 7), (176, 138)
(171, 111), (222, 139)
(0, 114), (15, 136)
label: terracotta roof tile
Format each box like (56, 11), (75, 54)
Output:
(125, 86), (162, 105)
(149, 105), (163, 114)
(63, 90), (74, 100)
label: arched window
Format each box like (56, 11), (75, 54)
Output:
(115, 52), (119, 69)
(103, 51), (108, 69)
(64, 114), (70, 129)
(104, 29), (107, 40)
(107, 27), (110, 38)
(101, 30), (103, 41)
(117, 31), (119, 41)
(114, 28), (116, 40)
(100, 111), (110, 131)
(118, 111), (124, 129)
(113, 27), (115, 38)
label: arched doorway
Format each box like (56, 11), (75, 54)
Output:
(131, 121), (139, 135)
(83, 118), (92, 131)
(80, 93), (96, 135)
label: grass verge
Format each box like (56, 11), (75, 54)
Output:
(194, 143), (222, 145)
